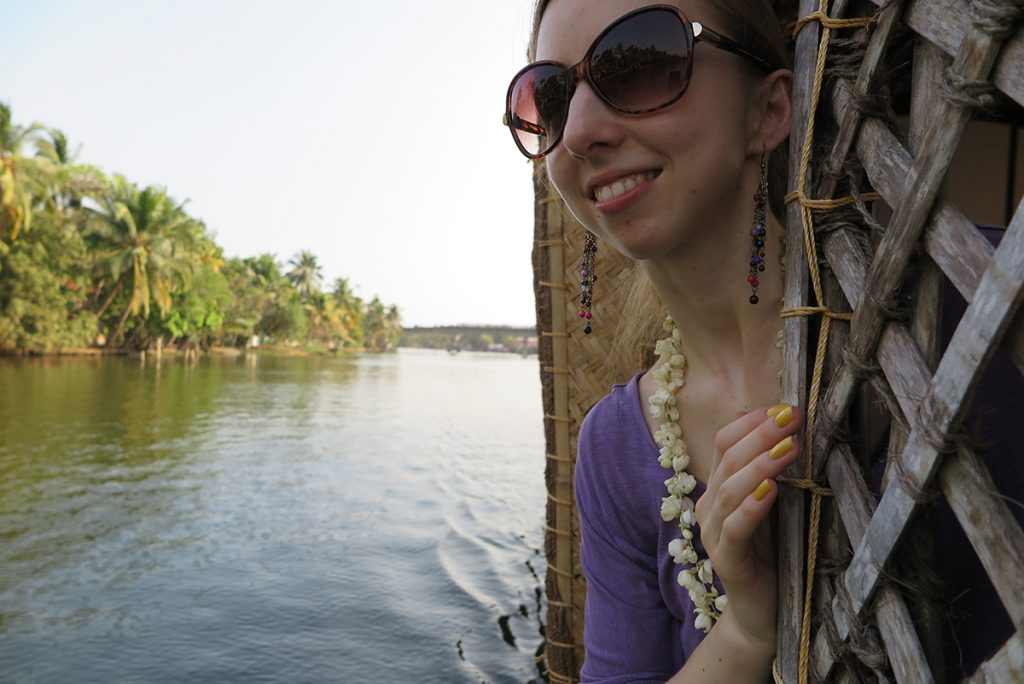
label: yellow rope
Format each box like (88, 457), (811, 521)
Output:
(547, 452), (574, 464)
(547, 638), (578, 649)
(781, 306), (852, 321)
(778, 477), (834, 497)
(547, 668), (579, 684)
(783, 2), (872, 681)
(784, 190), (881, 209)
(548, 492), (574, 506)
(794, 11), (874, 35)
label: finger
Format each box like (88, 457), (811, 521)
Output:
(715, 435), (800, 515)
(716, 478), (779, 571)
(716, 404), (803, 483)
(710, 403), (794, 476)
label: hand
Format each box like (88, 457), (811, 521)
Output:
(694, 403), (803, 649)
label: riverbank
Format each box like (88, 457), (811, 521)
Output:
(0, 346), (346, 359)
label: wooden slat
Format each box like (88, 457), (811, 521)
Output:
(811, 444), (934, 683)
(823, 225), (1024, 635)
(819, 0), (904, 199)
(812, 14), (1012, 464)
(841, 201), (1024, 639)
(777, 0), (819, 675)
(940, 447), (1024, 633)
(891, 0), (1024, 108)
(902, 41), (948, 674)
(829, 80), (1024, 376)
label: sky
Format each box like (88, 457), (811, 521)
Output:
(1, 0), (540, 327)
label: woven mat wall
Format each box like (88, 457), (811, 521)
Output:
(532, 161), (640, 683)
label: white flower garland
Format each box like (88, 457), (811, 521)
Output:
(649, 315), (727, 633)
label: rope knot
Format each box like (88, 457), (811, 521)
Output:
(969, 0), (1024, 40)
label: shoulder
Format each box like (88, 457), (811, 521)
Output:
(577, 373), (654, 483)
(576, 373), (664, 543)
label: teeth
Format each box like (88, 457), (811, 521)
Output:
(595, 172), (655, 202)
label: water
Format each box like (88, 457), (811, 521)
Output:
(0, 349), (548, 683)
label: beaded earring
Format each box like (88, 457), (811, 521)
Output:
(579, 231), (597, 334)
(747, 153), (768, 305)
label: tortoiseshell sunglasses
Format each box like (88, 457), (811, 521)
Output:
(503, 4), (773, 159)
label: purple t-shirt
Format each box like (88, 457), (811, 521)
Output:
(575, 373), (709, 683)
(575, 236), (1024, 681)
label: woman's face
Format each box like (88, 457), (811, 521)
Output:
(536, 0), (764, 263)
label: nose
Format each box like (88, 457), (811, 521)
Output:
(559, 79), (625, 160)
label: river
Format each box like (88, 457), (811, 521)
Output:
(0, 349), (547, 683)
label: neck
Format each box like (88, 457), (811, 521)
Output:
(643, 214), (785, 402)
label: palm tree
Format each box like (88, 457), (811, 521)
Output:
(0, 103), (53, 239)
(34, 127), (105, 214)
(331, 277), (364, 347)
(88, 177), (197, 344)
(363, 297), (401, 352)
(286, 250), (323, 301)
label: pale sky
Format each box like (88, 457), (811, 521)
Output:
(1, 0), (540, 327)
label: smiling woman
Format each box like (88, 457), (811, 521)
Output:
(507, 0), (1024, 682)
(507, 1), (797, 680)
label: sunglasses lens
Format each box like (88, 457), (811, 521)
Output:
(509, 63), (571, 158)
(591, 9), (690, 113)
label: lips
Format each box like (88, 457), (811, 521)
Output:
(590, 171), (659, 202)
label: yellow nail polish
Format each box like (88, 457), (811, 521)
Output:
(769, 436), (795, 460)
(774, 405), (795, 427)
(767, 402), (789, 418)
(754, 479), (772, 502)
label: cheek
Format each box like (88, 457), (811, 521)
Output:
(545, 156), (583, 210)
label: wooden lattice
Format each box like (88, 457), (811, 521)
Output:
(778, 0), (1024, 681)
(532, 0), (1024, 681)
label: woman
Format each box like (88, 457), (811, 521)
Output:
(504, 0), (800, 680)
(505, 0), (1024, 681)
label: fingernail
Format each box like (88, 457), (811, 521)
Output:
(769, 436), (795, 460)
(774, 405), (795, 427)
(767, 402), (789, 418)
(754, 479), (772, 502)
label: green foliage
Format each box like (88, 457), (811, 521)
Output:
(0, 107), (403, 354)
(0, 214), (97, 351)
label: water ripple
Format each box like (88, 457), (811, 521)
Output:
(0, 350), (546, 683)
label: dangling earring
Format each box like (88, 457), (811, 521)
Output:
(747, 152), (768, 305)
(579, 231), (597, 334)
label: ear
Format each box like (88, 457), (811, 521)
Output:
(748, 68), (793, 154)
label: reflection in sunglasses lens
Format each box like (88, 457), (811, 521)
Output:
(509, 8), (692, 157)
(592, 12), (688, 112)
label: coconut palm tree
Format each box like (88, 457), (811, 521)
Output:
(34, 127), (105, 214)
(331, 277), (364, 347)
(286, 250), (323, 301)
(88, 177), (197, 344)
(0, 103), (53, 239)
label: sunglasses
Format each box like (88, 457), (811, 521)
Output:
(503, 4), (773, 159)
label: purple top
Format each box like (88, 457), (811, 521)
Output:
(575, 373), (709, 683)
(574, 229), (1024, 681)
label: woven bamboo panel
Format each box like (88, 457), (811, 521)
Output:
(532, 161), (640, 683)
